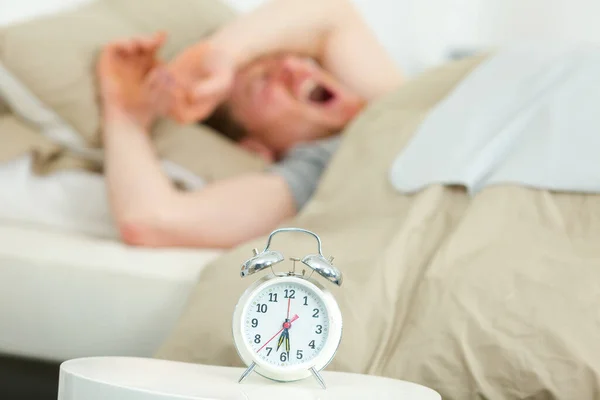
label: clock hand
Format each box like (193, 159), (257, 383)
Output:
(257, 314), (300, 353)
(278, 302), (299, 351)
(282, 314), (299, 352)
(276, 329), (286, 351)
(258, 327), (285, 353)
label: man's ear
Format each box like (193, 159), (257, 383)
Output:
(238, 137), (276, 163)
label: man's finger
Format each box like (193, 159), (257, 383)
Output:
(146, 68), (161, 91)
(118, 39), (138, 55)
(171, 107), (198, 125)
(171, 101), (211, 124)
(97, 42), (126, 73)
(186, 97), (219, 122)
(99, 42), (125, 59)
(149, 31), (167, 51)
(192, 74), (231, 100)
(155, 84), (175, 117)
(132, 36), (156, 55)
(146, 67), (170, 91)
(134, 31), (167, 54)
(147, 79), (164, 108)
(147, 66), (171, 90)
(146, 69), (174, 116)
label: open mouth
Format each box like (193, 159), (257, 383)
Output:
(308, 85), (335, 103)
(299, 79), (337, 105)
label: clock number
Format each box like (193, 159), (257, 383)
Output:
(303, 296), (308, 306)
(284, 289), (295, 299)
(268, 293), (278, 302)
(254, 334), (261, 344)
(309, 340), (315, 349)
(315, 325), (323, 334)
(280, 352), (288, 362)
(296, 350), (303, 360)
(256, 304), (268, 313)
(251, 318), (258, 328)
(266, 347), (273, 356)
(312, 308), (319, 318)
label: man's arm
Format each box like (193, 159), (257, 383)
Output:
(210, 0), (402, 100)
(97, 35), (295, 248)
(103, 112), (295, 248)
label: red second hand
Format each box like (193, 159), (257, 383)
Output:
(257, 327), (285, 353)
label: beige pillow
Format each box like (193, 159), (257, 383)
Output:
(0, 0), (265, 180)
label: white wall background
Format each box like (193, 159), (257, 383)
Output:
(0, 0), (92, 25)
(1, 0), (600, 74)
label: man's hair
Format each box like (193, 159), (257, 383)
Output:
(203, 103), (247, 142)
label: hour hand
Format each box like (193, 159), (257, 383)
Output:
(276, 330), (286, 352)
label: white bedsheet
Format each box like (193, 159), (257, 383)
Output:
(0, 155), (205, 238)
(0, 155), (117, 238)
(390, 42), (600, 195)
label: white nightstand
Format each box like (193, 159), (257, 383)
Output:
(58, 357), (441, 399)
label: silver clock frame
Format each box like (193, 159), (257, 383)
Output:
(232, 273), (343, 389)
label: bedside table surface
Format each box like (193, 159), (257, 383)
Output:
(58, 356), (441, 400)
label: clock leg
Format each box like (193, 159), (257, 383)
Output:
(238, 362), (256, 383)
(310, 367), (326, 389)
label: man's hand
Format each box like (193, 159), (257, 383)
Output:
(166, 41), (235, 124)
(97, 32), (172, 129)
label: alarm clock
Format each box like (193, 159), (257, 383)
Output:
(232, 228), (343, 389)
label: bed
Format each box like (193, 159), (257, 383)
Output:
(0, 0), (418, 365)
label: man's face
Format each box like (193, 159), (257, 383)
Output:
(227, 54), (365, 153)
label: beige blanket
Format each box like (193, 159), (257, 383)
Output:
(156, 56), (600, 399)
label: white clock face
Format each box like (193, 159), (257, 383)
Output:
(242, 280), (329, 368)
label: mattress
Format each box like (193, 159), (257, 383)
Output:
(0, 220), (222, 362)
